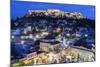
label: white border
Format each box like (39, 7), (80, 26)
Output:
(18, 0), (95, 5)
(0, 0), (10, 67)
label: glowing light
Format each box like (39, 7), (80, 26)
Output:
(29, 34), (33, 39)
(66, 33), (70, 37)
(84, 34), (88, 37)
(20, 36), (25, 39)
(27, 26), (32, 31)
(11, 35), (15, 39)
(36, 35), (39, 38)
(21, 40), (25, 44)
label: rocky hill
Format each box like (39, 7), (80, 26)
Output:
(11, 9), (95, 29)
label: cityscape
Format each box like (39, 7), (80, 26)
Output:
(11, 1), (95, 67)
(11, 9), (95, 66)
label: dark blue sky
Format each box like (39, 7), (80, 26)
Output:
(11, 1), (95, 20)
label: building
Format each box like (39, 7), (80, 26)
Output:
(26, 9), (83, 19)
(19, 52), (37, 65)
(39, 35), (60, 52)
(40, 40), (60, 52)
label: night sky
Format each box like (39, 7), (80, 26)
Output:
(11, 1), (95, 20)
